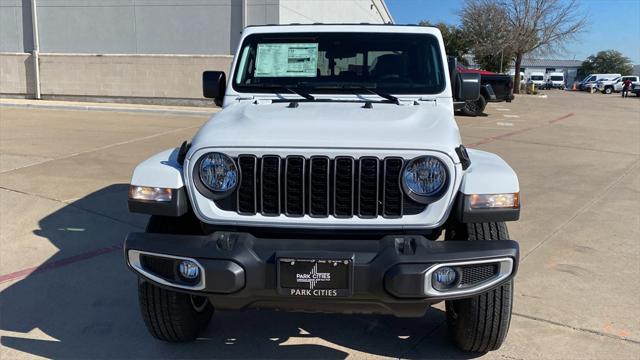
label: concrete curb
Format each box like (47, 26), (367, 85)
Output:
(0, 101), (217, 117)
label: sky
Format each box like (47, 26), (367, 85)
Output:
(385, 0), (640, 64)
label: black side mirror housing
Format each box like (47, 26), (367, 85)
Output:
(203, 71), (227, 106)
(447, 56), (480, 102)
(456, 72), (481, 101)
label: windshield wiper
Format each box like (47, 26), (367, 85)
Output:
(298, 83), (399, 104)
(246, 84), (315, 101)
(343, 85), (400, 104)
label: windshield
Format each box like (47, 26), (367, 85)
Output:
(531, 75), (544, 81)
(232, 32), (446, 95)
(550, 76), (563, 81)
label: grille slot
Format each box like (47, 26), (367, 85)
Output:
(285, 156), (305, 216)
(237, 155), (257, 214)
(358, 157), (379, 218)
(383, 158), (404, 217)
(260, 155), (281, 215)
(309, 157), (330, 217)
(334, 157), (355, 217)
(221, 155), (429, 218)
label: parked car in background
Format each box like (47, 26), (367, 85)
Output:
(579, 73), (621, 91)
(545, 72), (565, 89)
(630, 82), (640, 97)
(455, 61), (514, 116)
(528, 72), (545, 88)
(596, 76), (640, 94)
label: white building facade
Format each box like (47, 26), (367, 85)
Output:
(0, 0), (392, 103)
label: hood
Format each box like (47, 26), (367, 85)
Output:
(190, 100), (461, 156)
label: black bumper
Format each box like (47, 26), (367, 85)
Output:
(125, 231), (519, 317)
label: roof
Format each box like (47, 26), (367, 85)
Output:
(518, 59), (583, 68)
(241, 24), (442, 36)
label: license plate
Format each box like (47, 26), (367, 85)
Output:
(277, 258), (352, 297)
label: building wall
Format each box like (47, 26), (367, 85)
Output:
(0, 0), (276, 55)
(0, 0), (391, 102)
(0, 53), (34, 95)
(38, 53), (233, 99)
(279, 0), (391, 24)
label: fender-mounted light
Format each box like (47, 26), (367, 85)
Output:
(470, 193), (519, 209)
(129, 186), (173, 202)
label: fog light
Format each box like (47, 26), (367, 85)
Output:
(432, 266), (458, 290)
(178, 260), (200, 280)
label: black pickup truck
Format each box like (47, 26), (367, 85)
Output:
(454, 61), (515, 116)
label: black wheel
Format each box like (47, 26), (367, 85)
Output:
(138, 279), (213, 342)
(462, 94), (487, 116)
(444, 222), (513, 353)
(604, 87), (612, 94)
(137, 214), (213, 342)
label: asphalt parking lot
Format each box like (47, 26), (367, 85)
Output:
(1, 91), (639, 359)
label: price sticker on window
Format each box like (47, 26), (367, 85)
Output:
(255, 43), (318, 77)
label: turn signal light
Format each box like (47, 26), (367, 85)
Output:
(470, 193), (519, 209)
(129, 186), (172, 202)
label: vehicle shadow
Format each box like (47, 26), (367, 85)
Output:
(0, 184), (481, 359)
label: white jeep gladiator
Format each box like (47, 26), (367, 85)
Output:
(125, 24), (521, 353)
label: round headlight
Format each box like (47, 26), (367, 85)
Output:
(402, 156), (447, 202)
(198, 152), (238, 193)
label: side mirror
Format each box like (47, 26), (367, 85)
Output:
(203, 71), (227, 105)
(456, 72), (481, 101)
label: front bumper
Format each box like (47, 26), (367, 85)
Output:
(125, 231), (519, 317)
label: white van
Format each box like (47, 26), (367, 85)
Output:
(546, 72), (565, 89)
(528, 72), (545, 88)
(580, 74), (621, 91)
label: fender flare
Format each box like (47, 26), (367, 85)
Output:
(129, 148), (188, 217)
(131, 148), (184, 189)
(453, 148), (520, 223)
(460, 149), (519, 195)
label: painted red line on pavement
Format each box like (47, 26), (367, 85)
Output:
(466, 127), (534, 147)
(467, 112), (575, 148)
(549, 112), (575, 124)
(0, 244), (122, 284)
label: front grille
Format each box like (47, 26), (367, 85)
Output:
(216, 155), (428, 218)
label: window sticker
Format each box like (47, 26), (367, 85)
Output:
(255, 43), (318, 77)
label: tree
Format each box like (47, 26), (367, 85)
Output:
(461, 1), (514, 72)
(580, 50), (633, 76)
(419, 21), (471, 65)
(497, 0), (587, 93)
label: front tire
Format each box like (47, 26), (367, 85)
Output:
(444, 222), (514, 353)
(604, 87), (612, 94)
(138, 280), (213, 342)
(137, 214), (213, 342)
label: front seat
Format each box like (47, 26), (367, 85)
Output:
(371, 54), (406, 81)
